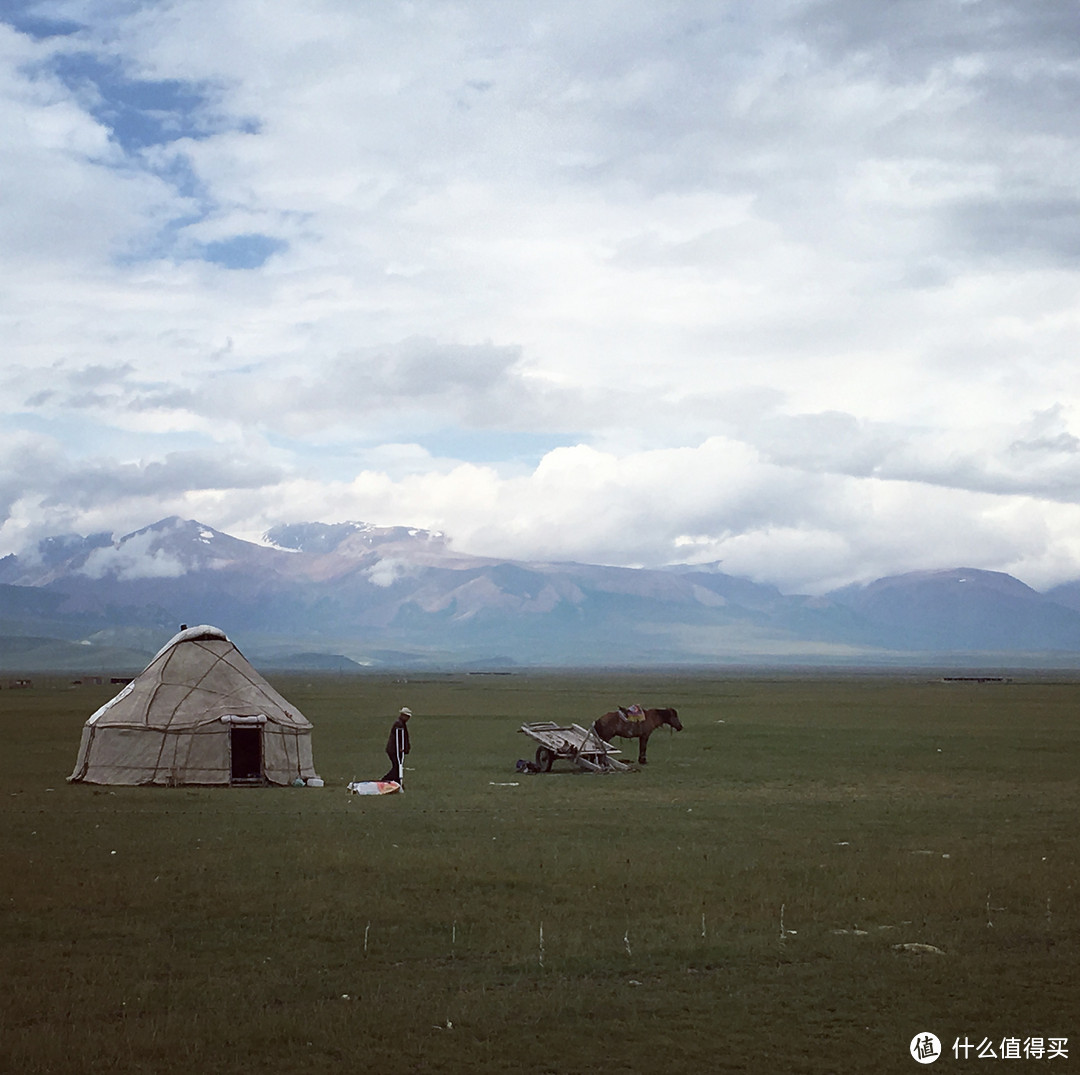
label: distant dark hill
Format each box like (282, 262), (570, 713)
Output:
(0, 635), (150, 673)
(252, 652), (367, 672)
(0, 584), (73, 632)
(1, 518), (1080, 667)
(1045, 579), (1080, 615)
(827, 568), (1080, 652)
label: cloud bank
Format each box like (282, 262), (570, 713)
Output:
(2, 0), (1079, 594)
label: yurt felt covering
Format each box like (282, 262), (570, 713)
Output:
(68, 626), (318, 786)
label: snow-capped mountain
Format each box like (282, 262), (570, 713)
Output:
(3, 518), (1080, 668)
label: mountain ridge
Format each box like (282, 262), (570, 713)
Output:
(2, 517), (1080, 669)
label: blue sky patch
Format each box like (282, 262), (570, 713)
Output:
(417, 430), (579, 466)
(199, 234), (287, 270)
(151, 152), (209, 201)
(1, 3), (83, 39)
(9, 410), (203, 460)
(50, 52), (214, 152)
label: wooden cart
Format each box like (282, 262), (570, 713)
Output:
(519, 721), (629, 772)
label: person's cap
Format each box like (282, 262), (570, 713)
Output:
(400, 707), (412, 717)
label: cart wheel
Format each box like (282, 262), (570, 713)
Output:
(535, 746), (555, 772)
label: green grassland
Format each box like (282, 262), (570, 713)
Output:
(2, 671), (1078, 1073)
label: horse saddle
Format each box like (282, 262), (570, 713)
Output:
(619, 704), (645, 722)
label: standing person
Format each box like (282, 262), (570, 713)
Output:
(382, 707), (411, 784)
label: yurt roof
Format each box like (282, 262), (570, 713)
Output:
(86, 624), (311, 732)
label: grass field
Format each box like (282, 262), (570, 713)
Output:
(1, 670), (1078, 1073)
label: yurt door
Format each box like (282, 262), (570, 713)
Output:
(230, 726), (262, 783)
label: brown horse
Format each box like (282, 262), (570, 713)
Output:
(592, 706), (682, 765)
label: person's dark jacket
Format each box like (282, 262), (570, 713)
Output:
(386, 717), (410, 758)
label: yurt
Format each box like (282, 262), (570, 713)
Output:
(68, 625), (319, 786)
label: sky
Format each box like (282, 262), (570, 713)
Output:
(2, 0), (1080, 594)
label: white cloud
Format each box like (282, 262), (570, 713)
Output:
(2, 0), (1080, 594)
(365, 558), (408, 588)
(80, 531), (185, 581)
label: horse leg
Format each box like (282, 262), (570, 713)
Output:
(638, 731), (648, 765)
